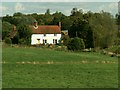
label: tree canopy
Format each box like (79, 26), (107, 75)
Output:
(2, 8), (118, 48)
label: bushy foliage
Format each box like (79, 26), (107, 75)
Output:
(61, 35), (70, 46)
(17, 24), (32, 45)
(5, 38), (12, 44)
(105, 45), (120, 54)
(2, 8), (118, 48)
(0, 20), (2, 40)
(67, 37), (85, 51)
(11, 33), (19, 44)
(89, 12), (117, 48)
(2, 21), (14, 40)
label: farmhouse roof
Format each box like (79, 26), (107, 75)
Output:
(30, 25), (61, 34)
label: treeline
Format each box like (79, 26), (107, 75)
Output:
(1, 8), (119, 49)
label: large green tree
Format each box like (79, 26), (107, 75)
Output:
(3, 12), (35, 26)
(17, 24), (32, 45)
(69, 17), (94, 48)
(2, 21), (14, 40)
(0, 19), (2, 40)
(115, 13), (120, 45)
(51, 11), (65, 26)
(89, 11), (117, 48)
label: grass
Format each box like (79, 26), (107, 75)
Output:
(2, 46), (118, 88)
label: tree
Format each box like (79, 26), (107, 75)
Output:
(115, 13), (120, 45)
(0, 20), (2, 40)
(71, 8), (83, 17)
(41, 9), (53, 25)
(45, 9), (50, 15)
(69, 17), (94, 48)
(89, 11), (117, 48)
(13, 12), (24, 17)
(17, 24), (32, 45)
(2, 15), (14, 25)
(2, 21), (14, 40)
(12, 16), (35, 26)
(116, 13), (120, 32)
(51, 11), (65, 25)
(5, 38), (12, 44)
(61, 16), (72, 30)
(2, 12), (35, 26)
(2, 8), (117, 48)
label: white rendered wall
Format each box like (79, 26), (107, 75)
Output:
(31, 34), (61, 45)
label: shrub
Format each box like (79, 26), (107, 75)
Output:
(115, 47), (120, 54)
(60, 35), (70, 46)
(67, 37), (85, 51)
(19, 39), (26, 45)
(105, 45), (120, 54)
(5, 38), (12, 44)
(19, 38), (31, 45)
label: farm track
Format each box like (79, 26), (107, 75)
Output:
(1, 60), (117, 64)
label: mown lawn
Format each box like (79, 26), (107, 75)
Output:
(2, 46), (118, 88)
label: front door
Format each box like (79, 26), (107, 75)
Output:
(37, 39), (40, 44)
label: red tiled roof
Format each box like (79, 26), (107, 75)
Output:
(30, 25), (61, 34)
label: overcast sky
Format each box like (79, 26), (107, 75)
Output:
(0, 0), (119, 17)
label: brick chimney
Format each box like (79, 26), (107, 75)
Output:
(33, 20), (38, 27)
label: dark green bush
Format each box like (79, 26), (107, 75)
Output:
(61, 35), (70, 46)
(19, 38), (31, 45)
(17, 24), (32, 45)
(67, 37), (85, 51)
(112, 46), (120, 54)
(5, 38), (12, 44)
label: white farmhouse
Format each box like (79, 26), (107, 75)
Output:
(30, 22), (61, 45)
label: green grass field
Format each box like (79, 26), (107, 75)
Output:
(2, 46), (118, 88)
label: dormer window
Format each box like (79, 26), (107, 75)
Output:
(33, 25), (38, 29)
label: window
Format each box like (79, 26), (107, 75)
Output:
(55, 39), (57, 44)
(53, 39), (54, 44)
(53, 39), (57, 44)
(43, 39), (47, 44)
(44, 34), (46, 37)
(45, 40), (47, 43)
(54, 34), (57, 36)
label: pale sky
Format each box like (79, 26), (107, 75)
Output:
(1, 0), (119, 2)
(0, 0), (119, 17)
